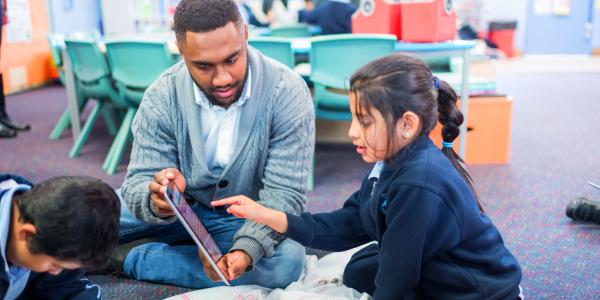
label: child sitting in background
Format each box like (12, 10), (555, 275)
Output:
(298, 0), (357, 35)
(212, 53), (522, 299)
(1, 174), (120, 299)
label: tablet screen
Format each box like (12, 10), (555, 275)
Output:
(165, 182), (224, 264)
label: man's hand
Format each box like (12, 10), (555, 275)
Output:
(199, 249), (252, 282)
(148, 168), (186, 217)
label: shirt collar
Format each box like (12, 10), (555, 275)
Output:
(194, 65), (252, 110)
(368, 161), (385, 180)
(1, 179), (31, 273)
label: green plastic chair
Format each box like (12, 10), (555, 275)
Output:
(310, 34), (396, 121)
(47, 33), (71, 141)
(269, 24), (311, 38)
(102, 40), (176, 175)
(61, 38), (119, 158)
(47, 33), (66, 84)
(248, 37), (294, 68)
(308, 34), (395, 190)
(49, 32), (115, 141)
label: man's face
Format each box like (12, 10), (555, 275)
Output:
(178, 22), (249, 108)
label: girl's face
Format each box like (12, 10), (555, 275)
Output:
(348, 92), (391, 163)
(348, 92), (419, 163)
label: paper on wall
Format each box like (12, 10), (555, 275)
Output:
(5, 0), (32, 43)
(534, 0), (552, 15)
(552, 0), (570, 16)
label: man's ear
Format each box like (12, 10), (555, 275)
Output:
(17, 223), (36, 242)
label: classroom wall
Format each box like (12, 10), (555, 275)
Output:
(0, 0), (52, 94)
(593, 2), (600, 49)
(47, 0), (102, 35)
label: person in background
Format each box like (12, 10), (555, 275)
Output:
(213, 53), (523, 299)
(298, 0), (357, 35)
(1, 174), (120, 299)
(235, 0), (269, 27)
(262, 0), (305, 28)
(0, 0), (30, 138)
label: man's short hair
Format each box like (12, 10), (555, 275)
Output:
(15, 176), (120, 270)
(174, 0), (242, 42)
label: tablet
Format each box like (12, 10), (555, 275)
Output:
(163, 181), (231, 285)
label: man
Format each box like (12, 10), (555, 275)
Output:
(0, 0), (31, 138)
(1, 174), (120, 299)
(118, 0), (314, 289)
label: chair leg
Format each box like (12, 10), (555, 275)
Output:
(101, 104), (118, 136)
(49, 108), (72, 140)
(104, 108), (136, 175)
(49, 95), (90, 140)
(69, 101), (104, 158)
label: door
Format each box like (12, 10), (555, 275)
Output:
(524, 0), (594, 54)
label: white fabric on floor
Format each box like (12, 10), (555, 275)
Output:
(165, 243), (374, 300)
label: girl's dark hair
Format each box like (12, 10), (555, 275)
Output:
(349, 53), (483, 211)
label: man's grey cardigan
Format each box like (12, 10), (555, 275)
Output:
(121, 47), (315, 266)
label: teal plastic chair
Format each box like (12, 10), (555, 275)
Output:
(102, 40), (176, 175)
(47, 33), (71, 141)
(61, 38), (119, 158)
(47, 33), (66, 84)
(310, 34), (396, 121)
(48, 32), (115, 141)
(269, 24), (311, 38)
(248, 37), (294, 68)
(308, 34), (395, 190)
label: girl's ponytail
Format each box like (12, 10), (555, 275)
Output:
(435, 77), (484, 212)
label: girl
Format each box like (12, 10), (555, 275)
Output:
(212, 53), (522, 299)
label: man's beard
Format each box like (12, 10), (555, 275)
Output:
(200, 81), (243, 107)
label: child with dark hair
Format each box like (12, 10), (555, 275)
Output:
(213, 53), (522, 299)
(0, 174), (120, 299)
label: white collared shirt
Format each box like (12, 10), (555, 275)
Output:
(193, 67), (252, 174)
(1, 179), (32, 300)
(368, 161), (385, 180)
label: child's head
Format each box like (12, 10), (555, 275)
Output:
(348, 53), (482, 210)
(9, 176), (120, 274)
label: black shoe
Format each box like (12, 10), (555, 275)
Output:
(0, 123), (16, 138)
(0, 116), (30, 131)
(566, 197), (600, 224)
(91, 238), (157, 275)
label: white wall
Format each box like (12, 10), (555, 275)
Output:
(593, 3), (600, 48)
(47, 0), (102, 34)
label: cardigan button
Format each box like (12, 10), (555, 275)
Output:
(218, 180), (229, 189)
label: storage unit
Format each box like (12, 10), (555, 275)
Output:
(488, 21), (517, 58)
(351, 0), (403, 39)
(429, 95), (513, 164)
(401, 0), (456, 42)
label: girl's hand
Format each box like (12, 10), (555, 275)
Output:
(211, 196), (288, 233)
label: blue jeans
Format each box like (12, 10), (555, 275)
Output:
(118, 196), (306, 289)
